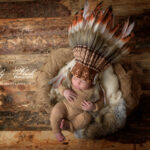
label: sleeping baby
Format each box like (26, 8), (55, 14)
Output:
(49, 0), (134, 141)
(50, 73), (105, 142)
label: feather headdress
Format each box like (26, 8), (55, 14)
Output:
(48, 0), (135, 87)
(69, 0), (135, 81)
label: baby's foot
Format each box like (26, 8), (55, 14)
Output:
(55, 132), (65, 142)
(60, 119), (70, 130)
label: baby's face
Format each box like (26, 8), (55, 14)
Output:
(71, 76), (92, 90)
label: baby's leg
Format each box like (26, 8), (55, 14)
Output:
(50, 101), (67, 141)
(60, 119), (70, 130)
(68, 111), (92, 132)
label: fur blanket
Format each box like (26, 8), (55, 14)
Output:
(32, 48), (142, 139)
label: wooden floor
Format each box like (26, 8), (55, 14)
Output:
(0, 131), (150, 150)
(0, 0), (150, 149)
(0, 94), (149, 149)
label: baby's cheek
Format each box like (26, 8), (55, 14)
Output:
(74, 81), (79, 87)
(72, 79), (76, 86)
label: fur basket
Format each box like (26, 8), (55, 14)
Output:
(32, 48), (142, 139)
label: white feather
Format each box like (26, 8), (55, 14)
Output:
(48, 74), (62, 85)
(124, 22), (135, 37)
(115, 40), (125, 48)
(88, 18), (95, 28)
(121, 18), (129, 38)
(48, 59), (76, 88)
(100, 23), (107, 33)
(83, 0), (90, 20)
(93, 23), (99, 32)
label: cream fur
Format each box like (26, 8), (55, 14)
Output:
(33, 48), (141, 139)
(50, 59), (127, 138)
(100, 66), (122, 105)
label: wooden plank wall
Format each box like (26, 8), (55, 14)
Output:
(0, 0), (150, 148)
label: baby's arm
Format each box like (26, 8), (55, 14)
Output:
(58, 82), (77, 102)
(92, 98), (104, 112)
(81, 87), (105, 112)
(81, 99), (104, 112)
(92, 85), (105, 112)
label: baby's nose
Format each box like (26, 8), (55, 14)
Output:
(77, 80), (81, 84)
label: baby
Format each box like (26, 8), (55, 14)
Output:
(50, 75), (104, 142)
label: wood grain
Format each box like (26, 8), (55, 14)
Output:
(0, 0), (70, 18)
(0, 52), (149, 109)
(0, 52), (149, 81)
(0, 17), (71, 54)
(0, 14), (149, 54)
(0, 0), (149, 149)
(0, 130), (149, 150)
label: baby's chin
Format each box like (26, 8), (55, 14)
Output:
(73, 84), (81, 90)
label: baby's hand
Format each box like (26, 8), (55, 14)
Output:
(63, 89), (77, 102)
(81, 100), (96, 111)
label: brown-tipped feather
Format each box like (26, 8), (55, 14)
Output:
(93, 1), (103, 16)
(114, 25), (123, 39)
(110, 24), (120, 35)
(121, 17), (129, 38)
(102, 6), (112, 22)
(72, 8), (83, 27)
(76, 9), (84, 24)
(121, 33), (134, 43)
(68, 1), (135, 72)
(89, 12), (95, 22)
(95, 11), (103, 24)
(72, 12), (78, 27)
(106, 14), (113, 30)
(102, 11), (113, 25)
